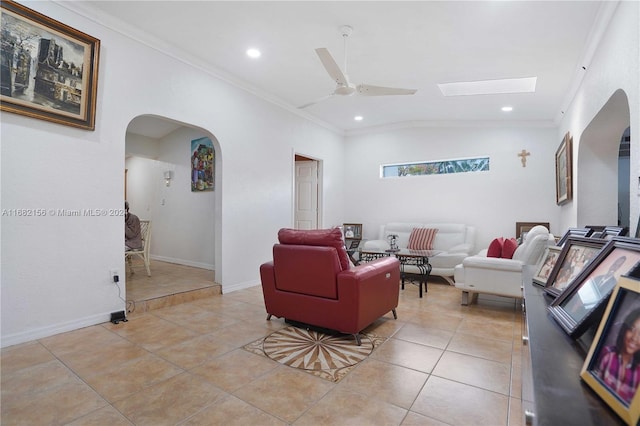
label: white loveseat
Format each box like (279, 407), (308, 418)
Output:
(363, 223), (476, 284)
(454, 225), (555, 305)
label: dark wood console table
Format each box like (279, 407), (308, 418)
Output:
(523, 280), (624, 425)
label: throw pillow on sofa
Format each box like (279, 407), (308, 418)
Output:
(407, 228), (438, 250)
(502, 238), (518, 259)
(487, 237), (504, 258)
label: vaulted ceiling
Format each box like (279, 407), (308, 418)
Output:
(75, 1), (609, 134)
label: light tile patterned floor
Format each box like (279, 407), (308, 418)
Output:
(1, 263), (525, 425)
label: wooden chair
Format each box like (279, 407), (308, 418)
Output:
(125, 220), (151, 276)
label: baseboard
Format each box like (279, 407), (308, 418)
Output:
(149, 255), (214, 270)
(1, 311), (114, 349)
(222, 279), (261, 294)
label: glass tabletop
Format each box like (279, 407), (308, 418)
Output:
(360, 248), (442, 257)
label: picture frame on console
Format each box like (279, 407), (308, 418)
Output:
(343, 223), (362, 240)
(557, 227), (593, 247)
(543, 237), (607, 297)
(580, 275), (640, 425)
(555, 132), (573, 205)
(533, 246), (562, 286)
(548, 239), (640, 339)
(0, 0), (100, 130)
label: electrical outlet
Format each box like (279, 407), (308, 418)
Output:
(110, 270), (119, 283)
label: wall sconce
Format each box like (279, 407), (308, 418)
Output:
(164, 171), (172, 187)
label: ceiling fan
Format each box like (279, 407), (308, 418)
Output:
(299, 25), (417, 109)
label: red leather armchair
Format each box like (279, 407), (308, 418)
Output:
(260, 228), (400, 344)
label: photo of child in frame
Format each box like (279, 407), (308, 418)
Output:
(591, 290), (640, 405)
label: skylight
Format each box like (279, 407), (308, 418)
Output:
(438, 77), (537, 97)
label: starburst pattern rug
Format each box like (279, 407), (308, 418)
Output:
(243, 325), (386, 382)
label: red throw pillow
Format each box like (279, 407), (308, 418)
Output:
(487, 237), (504, 258)
(502, 238), (518, 259)
(407, 228), (438, 250)
(277, 228), (350, 270)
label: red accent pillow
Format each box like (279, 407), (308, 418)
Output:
(487, 237), (504, 258)
(277, 228), (350, 270)
(407, 228), (438, 250)
(502, 238), (518, 259)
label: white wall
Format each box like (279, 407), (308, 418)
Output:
(0, 1), (344, 347)
(126, 127), (217, 270)
(559, 1), (639, 233)
(344, 125), (559, 251)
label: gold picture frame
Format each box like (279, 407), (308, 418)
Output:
(581, 275), (640, 425)
(555, 132), (573, 205)
(1, 0), (100, 130)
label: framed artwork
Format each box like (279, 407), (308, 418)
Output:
(0, 0), (100, 130)
(555, 132), (573, 205)
(343, 223), (362, 240)
(516, 221), (550, 240)
(580, 275), (640, 425)
(548, 239), (640, 338)
(557, 227), (593, 247)
(191, 137), (214, 191)
(533, 246), (562, 286)
(544, 237), (608, 297)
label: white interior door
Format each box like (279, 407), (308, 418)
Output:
(295, 160), (318, 229)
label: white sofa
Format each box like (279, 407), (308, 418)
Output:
(454, 225), (555, 305)
(363, 223), (476, 285)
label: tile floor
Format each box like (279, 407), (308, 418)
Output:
(1, 263), (525, 426)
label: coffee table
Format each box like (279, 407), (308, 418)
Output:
(359, 248), (441, 298)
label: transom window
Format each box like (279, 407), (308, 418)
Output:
(381, 157), (490, 178)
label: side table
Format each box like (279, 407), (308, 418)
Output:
(359, 249), (438, 298)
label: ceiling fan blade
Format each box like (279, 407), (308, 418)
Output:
(315, 48), (348, 86)
(357, 84), (417, 96)
(298, 94), (334, 109)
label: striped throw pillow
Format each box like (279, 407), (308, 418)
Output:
(407, 228), (438, 250)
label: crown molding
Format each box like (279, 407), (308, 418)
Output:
(53, 1), (344, 136)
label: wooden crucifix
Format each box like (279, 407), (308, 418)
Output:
(518, 149), (530, 167)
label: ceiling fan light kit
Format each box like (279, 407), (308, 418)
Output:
(299, 25), (417, 109)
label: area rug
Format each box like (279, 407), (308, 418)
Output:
(243, 325), (386, 382)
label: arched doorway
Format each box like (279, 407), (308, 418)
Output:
(576, 89), (630, 229)
(124, 114), (222, 307)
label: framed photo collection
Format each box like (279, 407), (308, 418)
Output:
(548, 239), (640, 339)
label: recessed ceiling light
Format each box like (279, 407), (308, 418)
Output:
(354, 116), (363, 121)
(501, 106), (513, 112)
(246, 48), (261, 58)
(438, 77), (537, 97)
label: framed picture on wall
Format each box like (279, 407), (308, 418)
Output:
(0, 0), (100, 130)
(191, 137), (214, 191)
(555, 132), (573, 205)
(580, 275), (640, 425)
(548, 239), (640, 338)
